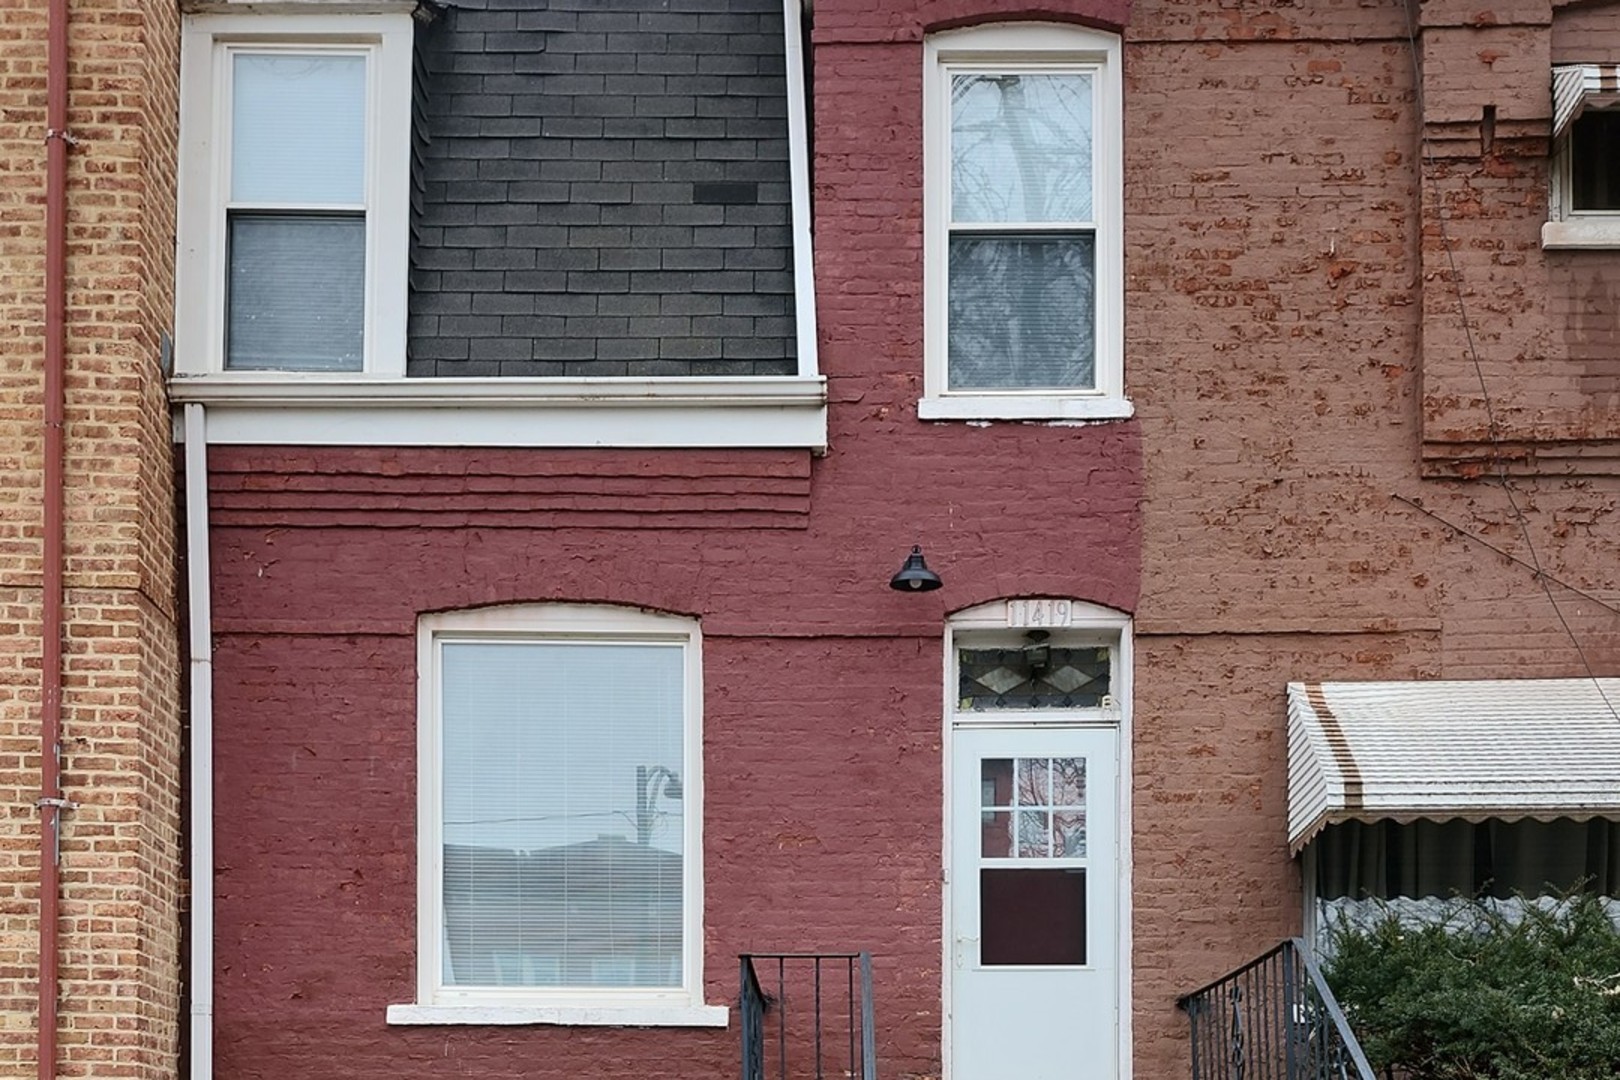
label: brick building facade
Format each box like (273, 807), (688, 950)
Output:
(3, 0), (1619, 1078)
(0, 0), (183, 1078)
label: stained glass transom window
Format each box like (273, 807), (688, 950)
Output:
(958, 645), (1110, 710)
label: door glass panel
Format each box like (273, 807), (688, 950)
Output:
(1055, 809), (1087, 857)
(1052, 757), (1086, 805)
(980, 759), (1014, 806)
(977, 754), (1089, 961)
(981, 811), (1013, 857)
(980, 868), (1087, 965)
(1016, 757), (1049, 804)
(1017, 810), (1050, 858)
(981, 756), (1088, 858)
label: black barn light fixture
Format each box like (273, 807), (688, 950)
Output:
(889, 545), (943, 592)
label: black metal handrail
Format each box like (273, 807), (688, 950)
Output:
(1177, 938), (1375, 1080)
(740, 952), (876, 1080)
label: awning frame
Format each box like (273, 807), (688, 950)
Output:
(1288, 678), (1620, 854)
(1553, 64), (1620, 140)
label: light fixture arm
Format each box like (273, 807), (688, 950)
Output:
(635, 765), (683, 846)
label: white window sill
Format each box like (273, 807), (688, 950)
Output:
(1541, 218), (1620, 249)
(917, 394), (1134, 423)
(385, 1002), (730, 1028)
(167, 374), (828, 451)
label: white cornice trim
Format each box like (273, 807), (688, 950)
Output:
(168, 375), (829, 450)
(169, 374), (827, 407)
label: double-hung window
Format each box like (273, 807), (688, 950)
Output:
(392, 605), (725, 1027)
(922, 24), (1125, 421)
(176, 13), (411, 376)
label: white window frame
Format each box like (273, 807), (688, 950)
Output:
(175, 11), (413, 378)
(1543, 65), (1620, 249)
(387, 604), (727, 1028)
(921, 24), (1128, 423)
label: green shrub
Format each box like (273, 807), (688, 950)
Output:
(1324, 893), (1620, 1080)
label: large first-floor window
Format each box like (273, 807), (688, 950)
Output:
(404, 604), (713, 1022)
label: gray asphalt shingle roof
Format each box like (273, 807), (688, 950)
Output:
(408, 0), (798, 377)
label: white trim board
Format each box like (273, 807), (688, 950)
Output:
(167, 375), (829, 450)
(783, 0), (820, 379)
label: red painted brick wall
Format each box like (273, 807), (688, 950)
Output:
(203, 428), (1141, 1080)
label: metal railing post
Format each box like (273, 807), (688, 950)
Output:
(1177, 939), (1375, 1080)
(738, 951), (879, 1080)
(860, 951), (877, 1080)
(1281, 941), (1298, 1080)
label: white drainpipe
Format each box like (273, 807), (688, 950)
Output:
(183, 403), (214, 1080)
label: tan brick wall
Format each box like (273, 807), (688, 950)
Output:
(1131, 5), (1620, 1077)
(0, 0), (181, 1077)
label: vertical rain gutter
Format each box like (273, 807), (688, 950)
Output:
(39, 0), (71, 1073)
(183, 404), (214, 1080)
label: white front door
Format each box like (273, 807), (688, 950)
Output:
(949, 723), (1119, 1080)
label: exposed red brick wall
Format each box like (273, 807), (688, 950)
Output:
(0, 0), (181, 1076)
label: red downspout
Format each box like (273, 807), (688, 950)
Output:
(40, 0), (70, 1075)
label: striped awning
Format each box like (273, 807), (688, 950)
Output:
(1553, 64), (1620, 138)
(1287, 678), (1620, 853)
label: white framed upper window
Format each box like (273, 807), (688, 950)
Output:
(175, 13), (412, 376)
(1544, 64), (1620, 248)
(389, 604), (726, 1028)
(921, 23), (1126, 422)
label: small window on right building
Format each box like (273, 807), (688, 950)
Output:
(1544, 64), (1620, 248)
(921, 24), (1126, 421)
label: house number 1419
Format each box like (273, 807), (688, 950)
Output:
(1006, 599), (1073, 628)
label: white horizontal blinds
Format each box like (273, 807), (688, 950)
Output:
(226, 51), (367, 371)
(948, 71), (1096, 391)
(439, 640), (686, 991)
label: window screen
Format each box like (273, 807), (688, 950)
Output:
(439, 640), (686, 991)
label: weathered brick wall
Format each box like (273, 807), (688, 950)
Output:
(1133, 4), (1620, 1080)
(1414, 0), (1620, 469)
(0, 0), (181, 1077)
